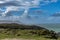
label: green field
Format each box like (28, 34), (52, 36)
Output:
(0, 29), (60, 40)
(0, 23), (60, 40)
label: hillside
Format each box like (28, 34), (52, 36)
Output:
(0, 23), (59, 40)
(0, 23), (47, 30)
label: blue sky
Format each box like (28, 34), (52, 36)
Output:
(0, 0), (60, 24)
(30, 0), (60, 16)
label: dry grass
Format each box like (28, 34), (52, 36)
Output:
(1, 38), (35, 40)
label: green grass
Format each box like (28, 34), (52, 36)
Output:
(0, 29), (60, 40)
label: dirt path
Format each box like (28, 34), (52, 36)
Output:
(0, 38), (35, 40)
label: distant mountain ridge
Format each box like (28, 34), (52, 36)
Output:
(0, 23), (47, 30)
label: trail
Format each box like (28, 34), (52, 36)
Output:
(0, 38), (60, 40)
(1, 38), (35, 40)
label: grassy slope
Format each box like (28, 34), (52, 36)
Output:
(0, 29), (57, 40)
(0, 23), (60, 40)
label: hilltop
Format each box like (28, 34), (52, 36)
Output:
(0, 23), (47, 30)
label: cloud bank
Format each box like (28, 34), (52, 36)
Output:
(0, 0), (59, 24)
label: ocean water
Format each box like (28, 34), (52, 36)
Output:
(39, 24), (60, 33)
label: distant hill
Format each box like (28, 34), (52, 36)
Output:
(0, 23), (47, 30)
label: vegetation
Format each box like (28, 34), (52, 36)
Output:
(0, 23), (59, 40)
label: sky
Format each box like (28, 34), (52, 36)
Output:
(0, 0), (60, 25)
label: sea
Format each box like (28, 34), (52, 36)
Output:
(39, 23), (60, 33)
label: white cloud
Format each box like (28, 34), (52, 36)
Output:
(0, 0), (14, 3)
(51, 0), (58, 2)
(40, 0), (58, 5)
(1, 6), (21, 16)
(0, 0), (59, 24)
(52, 11), (60, 17)
(0, 0), (58, 17)
(0, 0), (41, 17)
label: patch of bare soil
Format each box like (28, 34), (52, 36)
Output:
(1, 38), (35, 40)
